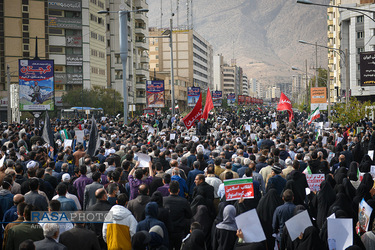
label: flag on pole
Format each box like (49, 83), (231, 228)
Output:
(169, 104), (179, 110)
(202, 87), (214, 120)
(308, 107), (321, 125)
(86, 116), (100, 157)
(42, 112), (55, 150)
(182, 93), (202, 130)
(276, 92), (294, 122)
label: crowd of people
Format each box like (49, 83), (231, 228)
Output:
(0, 107), (374, 250)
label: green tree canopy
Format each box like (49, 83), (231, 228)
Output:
(62, 86), (123, 116)
(330, 98), (374, 125)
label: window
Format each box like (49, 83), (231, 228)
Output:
(358, 47), (364, 54)
(67, 66), (82, 73)
(49, 28), (63, 35)
(23, 44), (29, 51)
(115, 70), (123, 79)
(66, 47), (81, 55)
(55, 84), (65, 90)
(48, 9), (62, 16)
(22, 5), (29, 12)
(49, 46), (64, 53)
(357, 31), (364, 39)
(22, 25), (29, 32)
(358, 64), (361, 70)
(55, 65), (65, 72)
(357, 16), (364, 23)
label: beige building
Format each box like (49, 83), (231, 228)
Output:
(106, 0), (149, 111)
(0, 0), (48, 120)
(149, 28), (213, 93)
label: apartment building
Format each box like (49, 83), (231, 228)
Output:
(242, 74), (248, 96)
(105, 0), (149, 111)
(213, 54), (224, 91)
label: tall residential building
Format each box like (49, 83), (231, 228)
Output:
(242, 74), (248, 96)
(235, 66), (242, 96)
(249, 78), (257, 95)
(106, 0), (149, 111)
(1, 0), (48, 120)
(222, 64), (235, 95)
(327, 0), (342, 103)
(340, 1), (375, 102)
(148, 28), (213, 93)
(213, 54), (224, 91)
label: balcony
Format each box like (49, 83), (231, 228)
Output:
(134, 12), (147, 23)
(328, 32), (333, 39)
(136, 97), (146, 104)
(328, 19), (333, 26)
(135, 26), (146, 35)
(136, 68), (148, 76)
(136, 82), (146, 89)
(135, 0), (148, 10)
(140, 56), (149, 63)
(135, 40), (149, 50)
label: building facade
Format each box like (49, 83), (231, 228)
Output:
(213, 54), (223, 91)
(105, 0), (149, 111)
(148, 28), (213, 94)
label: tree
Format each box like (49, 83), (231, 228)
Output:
(62, 86), (123, 116)
(330, 98), (374, 125)
(309, 68), (328, 88)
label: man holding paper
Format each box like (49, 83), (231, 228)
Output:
(128, 161), (154, 200)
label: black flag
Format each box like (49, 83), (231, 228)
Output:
(42, 111), (55, 150)
(86, 116), (100, 157)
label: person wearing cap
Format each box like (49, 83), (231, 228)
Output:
(266, 163), (286, 196)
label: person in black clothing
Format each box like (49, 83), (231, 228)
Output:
(163, 181), (192, 250)
(87, 188), (113, 250)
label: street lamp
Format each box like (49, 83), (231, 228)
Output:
(98, 8), (149, 125)
(145, 17), (176, 117)
(298, 40), (349, 107)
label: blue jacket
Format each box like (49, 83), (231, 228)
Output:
(187, 169), (204, 195)
(0, 190), (14, 220)
(136, 202), (169, 248)
(272, 202), (296, 241)
(171, 175), (188, 198)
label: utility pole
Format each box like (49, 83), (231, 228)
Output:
(327, 66), (331, 126)
(345, 49), (349, 107)
(315, 42), (318, 87)
(7, 65), (11, 124)
(305, 59), (308, 105)
(170, 17), (175, 117)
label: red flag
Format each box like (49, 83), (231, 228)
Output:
(202, 87), (214, 120)
(276, 92), (294, 122)
(182, 93), (202, 130)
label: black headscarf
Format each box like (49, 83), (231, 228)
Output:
(256, 188), (283, 249)
(328, 193), (356, 220)
(296, 226), (325, 250)
(359, 155), (372, 172)
(192, 205), (213, 245)
(348, 161), (359, 181)
(181, 229), (206, 250)
(343, 178), (356, 200)
(316, 179), (336, 229)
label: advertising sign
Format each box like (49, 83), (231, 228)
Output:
(360, 51), (375, 86)
(67, 73), (82, 84)
(238, 95), (245, 105)
(146, 80), (164, 108)
(311, 87), (327, 111)
(48, 0), (81, 11)
(227, 93), (236, 106)
(224, 178), (254, 201)
(246, 96), (250, 105)
(188, 87), (200, 107)
(306, 174), (325, 192)
(19, 60), (54, 111)
(66, 55), (83, 66)
(48, 17), (82, 29)
(66, 35), (82, 47)
(212, 91), (222, 107)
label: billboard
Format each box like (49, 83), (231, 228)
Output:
(19, 60), (54, 111)
(188, 87), (200, 107)
(246, 96), (250, 105)
(212, 91), (222, 107)
(360, 51), (375, 86)
(146, 80), (164, 108)
(48, 0), (81, 11)
(311, 87), (327, 111)
(227, 93), (236, 106)
(238, 95), (245, 105)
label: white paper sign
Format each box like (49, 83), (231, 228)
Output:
(285, 210), (312, 241)
(101, 117), (107, 122)
(170, 134), (176, 140)
(370, 166), (375, 176)
(136, 153), (151, 168)
(235, 209), (266, 243)
(327, 218), (353, 250)
(368, 150), (374, 161)
(244, 125), (251, 133)
(76, 130), (84, 143)
(0, 155), (5, 168)
(250, 133), (257, 141)
(271, 122), (277, 130)
(148, 127), (156, 134)
(192, 136), (199, 143)
(64, 139), (73, 150)
(336, 137), (343, 144)
(322, 136), (328, 145)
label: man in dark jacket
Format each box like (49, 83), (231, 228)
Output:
(34, 223), (67, 250)
(163, 181), (192, 250)
(127, 184), (151, 222)
(59, 222), (100, 250)
(87, 188), (113, 250)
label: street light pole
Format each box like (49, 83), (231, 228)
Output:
(170, 18), (175, 117)
(327, 66), (331, 126)
(98, 8), (148, 125)
(315, 42), (318, 87)
(119, 11), (129, 125)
